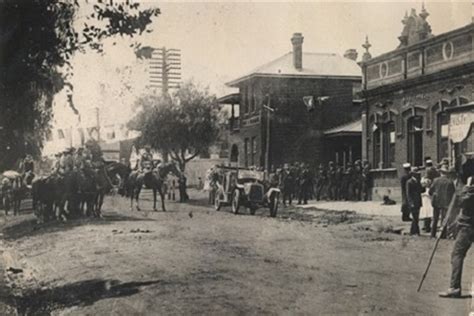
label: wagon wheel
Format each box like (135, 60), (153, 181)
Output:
(214, 191), (222, 211)
(232, 189), (240, 215)
(269, 192), (279, 218)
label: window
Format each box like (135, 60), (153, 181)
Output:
(57, 129), (65, 139)
(244, 138), (249, 167)
(241, 87), (248, 114)
(408, 116), (424, 166)
(251, 136), (257, 166)
(382, 121), (396, 168)
(373, 124), (381, 169)
(45, 130), (53, 141)
(437, 112), (449, 162)
(219, 142), (229, 159)
(199, 149), (210, 159)
(248, 86), (254, 113)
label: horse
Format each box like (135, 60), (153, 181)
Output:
(77, 169), (99, 217)
(1, 171), (25, 216)
(32, 176), (57, 223)
(93, 162), (116, 217)
(127, 162), (181, 212)
(75, 162), (115, 218)
(105, 161), (132, 197)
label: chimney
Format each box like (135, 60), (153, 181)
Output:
(291, 33), (304, 70)
(344, 49), (358, 61)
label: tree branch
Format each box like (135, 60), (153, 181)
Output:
(184, 152), (199, 163)
(170, 149), (181, 163)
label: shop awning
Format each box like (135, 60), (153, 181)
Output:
(217, 93), (240, 104)
(324, 119), (362, 137)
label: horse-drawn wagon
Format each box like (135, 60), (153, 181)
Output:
(213, 166), (280, 217)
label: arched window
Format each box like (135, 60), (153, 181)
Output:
(244, 138), (249, 167)
(373, 123), (381, 168)
(383, 121), (396, 168)
(230, 144), (239, 163)
(437, 112), (449, 162)
(408, 116), (424, 166)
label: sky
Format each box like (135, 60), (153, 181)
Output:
(48, 0), (473, 150)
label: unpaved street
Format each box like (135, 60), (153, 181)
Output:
(0, 192), (472, 315)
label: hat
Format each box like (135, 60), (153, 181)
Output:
(440, 165), (456, 174)
(403, 163), (411, 169)
(410, 166), (420, 174)
(426, 159), (433, 166)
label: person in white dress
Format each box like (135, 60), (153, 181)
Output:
(420, 176), (433, 233)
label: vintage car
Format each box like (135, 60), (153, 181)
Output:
(213, 166), (280, 217)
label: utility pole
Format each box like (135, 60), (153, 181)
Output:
(149, 47), (182, 95)
(263, 94), (274, 179)
(95, 107), (101, 142)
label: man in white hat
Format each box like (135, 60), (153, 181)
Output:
(424, 158), (440, 181)
(400, 163), (412, 222)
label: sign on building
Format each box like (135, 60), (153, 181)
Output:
(449, 111), (474, 143)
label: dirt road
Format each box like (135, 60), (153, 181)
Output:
(0, 191), (472, 315)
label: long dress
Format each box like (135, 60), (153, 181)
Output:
(420, 192), (433, 220)
(420, 177), (433, 220)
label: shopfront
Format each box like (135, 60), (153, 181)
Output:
(448, 103), (474, 181)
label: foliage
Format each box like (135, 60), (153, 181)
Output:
(128, 82), (221, 171)
(0, 0), (160, 171)
(85, 139), (103, 160)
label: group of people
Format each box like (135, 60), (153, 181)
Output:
(271, 160), (371, 206)
(400, 158), (458, 237)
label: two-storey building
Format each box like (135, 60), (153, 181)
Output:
(219, 33), (362, 170)
(360, 7), (474, 200)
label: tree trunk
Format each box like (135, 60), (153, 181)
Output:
(177, 160), (189, 202)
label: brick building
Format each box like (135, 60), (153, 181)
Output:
(218, 33), (362, 170)
(360, 7), (474, 200)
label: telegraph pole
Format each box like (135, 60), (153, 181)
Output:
(95, 107), (101, 142)
(263, 94), (274, 179)
(149, 47), (182, 95)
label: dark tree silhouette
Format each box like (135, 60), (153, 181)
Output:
(0, 0), (160, 170)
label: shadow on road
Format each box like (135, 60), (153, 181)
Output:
(4, 279), (160, 315)
(1, 212), (156, 241)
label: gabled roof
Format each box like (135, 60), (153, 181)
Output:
(227, 52), (361, 87)
(324, 119), (362, 137)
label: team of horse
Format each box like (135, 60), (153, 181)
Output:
(0, 160), (181, 223)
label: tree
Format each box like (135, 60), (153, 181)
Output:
(0, 0), (160, 171)
(129, 82), (221, 173)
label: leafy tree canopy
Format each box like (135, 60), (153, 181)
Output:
(0, 0), (160, 171)
(128, 82), (221, 171)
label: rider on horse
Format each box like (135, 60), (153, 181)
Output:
(20, 154), (35, 189)
(139, 145), (154, 173)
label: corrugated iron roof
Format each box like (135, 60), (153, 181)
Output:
(227, 52), (361, 86)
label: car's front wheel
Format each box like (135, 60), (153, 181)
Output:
(232, 189), (240, 215)
(214, 192), (222, 211)
(269, 192), (279, 218)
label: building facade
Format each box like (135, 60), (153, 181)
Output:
(219, 33), (362, 170)
(360, 7), (474, 200)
